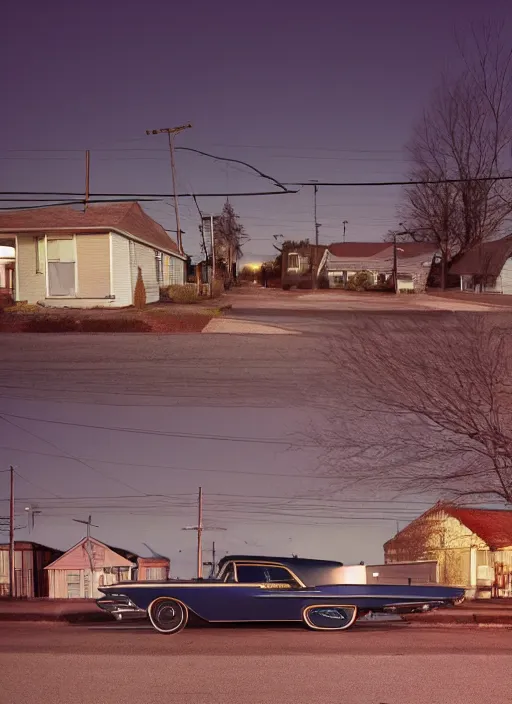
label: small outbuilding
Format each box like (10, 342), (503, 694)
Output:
(450, 236), (512, 294)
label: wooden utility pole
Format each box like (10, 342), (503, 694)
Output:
(392, 231), (398, 294)
(197, 487), (203, 579)
(182, 488), (226, 579)
(312, 182), (320, 289)
(84, 150), (90, 211)
(343, 220), (348, 243)
(9, 466), (15, 598)
(146, 124), (192, 255)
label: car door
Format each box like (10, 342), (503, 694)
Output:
(233, 563), (305, 622)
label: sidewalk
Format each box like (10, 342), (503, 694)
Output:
(0, 598), (110, 623)
(402, 599), (512, 626)
(1, 597), (512, 625)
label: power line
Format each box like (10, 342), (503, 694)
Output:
(285, 175), (512, 187)
(0, 443), (333, 480)
(0, 415), (147, 495)
(0, 412), (301, 447)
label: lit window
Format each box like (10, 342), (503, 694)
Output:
(287, 253), (299, 270)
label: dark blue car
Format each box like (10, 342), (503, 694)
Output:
(97, 554), (465, 634)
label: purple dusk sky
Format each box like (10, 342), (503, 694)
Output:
(0, 1), (509, 575)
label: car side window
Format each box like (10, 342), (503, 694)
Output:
(235, 564), (299, 585)
(264, 566), (298, 585)
(235, 565), (268, 583)
(222, 563), (236, 583)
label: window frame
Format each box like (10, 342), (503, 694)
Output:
(155, 250), (164, 284)
(233, 561), (304, 587)
(46, 234), (78, 298)
(287, 252), (300, 271)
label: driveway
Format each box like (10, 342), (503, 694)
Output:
(215, 288), (508, 334)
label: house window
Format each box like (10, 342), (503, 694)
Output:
(35, 236), (45, 274)
(145, 567), (166, 580)
(287, 253), (299, 270)
(47, 237), (76, 296)
(155, 251), (164, 284)
(66, 572), (81, 598)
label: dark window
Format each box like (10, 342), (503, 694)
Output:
(235, 564), (298, 585)
(236, 565), (267, 583)
(264, 566), (298, 584)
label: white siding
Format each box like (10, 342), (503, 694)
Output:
(129, 241), (159, 303)
(111, 233), (133, 307)
(500, 258), (512, 295)
(170, 255), (185, 284)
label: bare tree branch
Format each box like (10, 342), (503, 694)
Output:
(310, 314), (512, 504)
(400, 24), (512, 287)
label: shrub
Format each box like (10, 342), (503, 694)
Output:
(133, 267), (146, 309)
(163, 284), (200, 304)
(23, 316), (79, 332)
(347, 270), (374, 292)
(4, 302), (41, 314)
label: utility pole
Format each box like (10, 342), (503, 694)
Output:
(201, 215), (216, 298)
(392, 231), (398, 294)
(197, 487), (203, 579)
(312, 182), (320, 289)
(146, 124), (192, 255)
(9, 466), (14, 598)
(343, 220), (348, 243)
(84, 150), (90, 211)
(182, 488), (226, 580)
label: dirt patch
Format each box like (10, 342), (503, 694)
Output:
(0, 308), (214, 333)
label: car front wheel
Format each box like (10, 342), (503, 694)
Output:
(148, 598), (189, 634)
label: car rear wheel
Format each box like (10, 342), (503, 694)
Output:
(148, 598), (188, 634)
(302, 605), (358, 631)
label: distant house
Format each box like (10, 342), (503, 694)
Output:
(281, 244), (327, 289)
(0, 245), (15, 299)
(384, 504), (512, 598)
(0, 202), (187, 308)
(44, 537), (171, 599)
(0, 541), (63, 598)
(450, 236), (512, 294)
(318, 241), (439, 291)
(45, 537), (136, 599)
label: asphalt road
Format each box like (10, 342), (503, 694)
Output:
(1, 622), (511, 704)
(0, 312), (505, 407)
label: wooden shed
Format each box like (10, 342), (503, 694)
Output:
(45, 537), (135, 599)
(0, 541), (63, 598)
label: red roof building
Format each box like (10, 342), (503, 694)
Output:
(384, 504), (512, 598)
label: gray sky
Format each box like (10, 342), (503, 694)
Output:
(2, 0), (510, 264)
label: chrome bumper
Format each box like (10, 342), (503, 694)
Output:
(96, 595), (147, 621)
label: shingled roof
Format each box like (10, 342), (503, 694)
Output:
(450, 237), (512, 277)
(0, 202), (183, 257)
(445, 506), (512, 550)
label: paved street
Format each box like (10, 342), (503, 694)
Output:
(1, 622), (511, 703)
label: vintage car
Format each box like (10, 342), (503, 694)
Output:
(97, 554), (465, 634)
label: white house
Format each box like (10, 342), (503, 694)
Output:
(0, 201), (187, 308)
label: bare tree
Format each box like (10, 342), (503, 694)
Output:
(213, 200), (248, 285)
(314, 315), (512, 504)
(400, 24), (512, 287)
